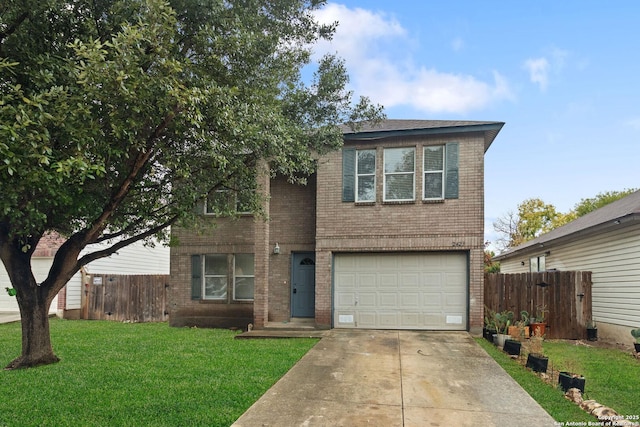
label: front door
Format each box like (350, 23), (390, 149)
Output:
(291, 252), (316, 318)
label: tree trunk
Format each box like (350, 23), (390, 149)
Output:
(1, 235), (63, 370)
(5, 293), (59, 370)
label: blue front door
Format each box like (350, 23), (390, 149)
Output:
(291, 253), (315, 318)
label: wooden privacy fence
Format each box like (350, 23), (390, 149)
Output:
(82, 274), (169, 322)
(484, 271), (592, 340)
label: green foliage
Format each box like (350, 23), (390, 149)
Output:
(0, 0), (383, 365)
(542, 341), (640, 416)
(483, 244), (500, 272)
(573, 189), (638, 217)
(1, 0), (383, 247)
(0, 319), (318, 426)
(484, 306), (514, 334)
(631, 328), (640, 343)
(494, 189), (637, 251)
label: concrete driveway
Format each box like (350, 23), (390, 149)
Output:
(232, 330), (557, 427)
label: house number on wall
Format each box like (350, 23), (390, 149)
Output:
(451, 242), (464, 247)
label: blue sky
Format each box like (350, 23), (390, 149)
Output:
(310, 1), (640, 251)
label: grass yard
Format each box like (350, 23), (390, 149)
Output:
(0, 319), (318, 426)
(476, 338), (640, 424)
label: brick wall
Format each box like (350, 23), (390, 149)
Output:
(170, 131), (488, 332)
(169, 170), (317, 328)
(265, 174), (316, 322)
(315, 133), (486, 330)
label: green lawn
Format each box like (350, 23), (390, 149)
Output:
(0, 319), (318, 427)
(476, 338), (640, 423)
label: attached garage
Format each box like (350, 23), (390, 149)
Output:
(333, 252), (468, 330)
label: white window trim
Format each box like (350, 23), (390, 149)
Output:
(383, 147), (415, 202)
(530, 255), (546, 272)
(423, 145), (445, 200)
(355, 149), (376, 202)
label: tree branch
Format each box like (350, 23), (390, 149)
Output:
(0, 11), (28, 47)
(77, 215), (177, 267)
(82, 106), (180, 245)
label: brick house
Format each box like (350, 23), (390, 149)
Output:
(169, 119), (504, 333)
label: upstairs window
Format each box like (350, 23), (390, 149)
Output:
(384, 147), (415, 201)
(423, 143), (459, 200)
(204, 187), (254, 215)
(356, 149), (376, 202)
(424, 145), (445, 199)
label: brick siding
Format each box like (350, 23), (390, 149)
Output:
(170, 131), (487, 332)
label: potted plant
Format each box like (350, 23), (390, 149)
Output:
(483, 307), (497, 342)
(586, 320), (597, 341)
(526, 331), (548, 373)
(530, 305), (547, 337)
(631, 328), (640, 353)
(559, 371), (585, 393)
(492, 310), (514, 348)
(503, 338), (521, 356)
(508, 310), (530, 341)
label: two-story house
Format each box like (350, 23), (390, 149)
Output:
(169, 119), (504, 333)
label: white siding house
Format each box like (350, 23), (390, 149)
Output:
(494, 190), (640, 345)
(1, 259), (60, 313)
(1, 239), (169, 316)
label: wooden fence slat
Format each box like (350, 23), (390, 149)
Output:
(485, 271), (593, 340)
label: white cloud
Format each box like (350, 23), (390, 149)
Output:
(523, 57), (550, 91)
(312, 3), (513, 115)
(523, 47), (571, 91)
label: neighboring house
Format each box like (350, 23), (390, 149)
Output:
(1, 232), (63, 314)
(169, 119), (505, 333)
(0, 232), (170, 317)
(493, 189), (640, 344)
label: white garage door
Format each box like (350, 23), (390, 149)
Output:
(334, 252), (468, 330)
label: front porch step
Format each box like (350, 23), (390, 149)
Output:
(264, 318), (321, 331)
(235, 318), (330, 339)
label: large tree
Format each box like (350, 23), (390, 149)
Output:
(493, 190), (637, 252)
(0, 0), (382, 369)
(492, 198), (562, 252)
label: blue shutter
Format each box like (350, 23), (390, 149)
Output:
(191, 255), (202, 300)
(342, 148), (356, 202)
(444, 142), (459, 199)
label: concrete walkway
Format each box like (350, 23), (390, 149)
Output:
(232, 330), (557, 427)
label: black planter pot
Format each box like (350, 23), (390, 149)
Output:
(586, 328), (598, 341)
(483, 328), (496, 342)
(558, 371), (585, 393)
(634, 343), (640, 353)
(503, 339), (521, 356)
(526, 353), (548, 373)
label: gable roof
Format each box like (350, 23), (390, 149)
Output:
(494, 189), (640, 260)
(341, 119), (505, 152)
